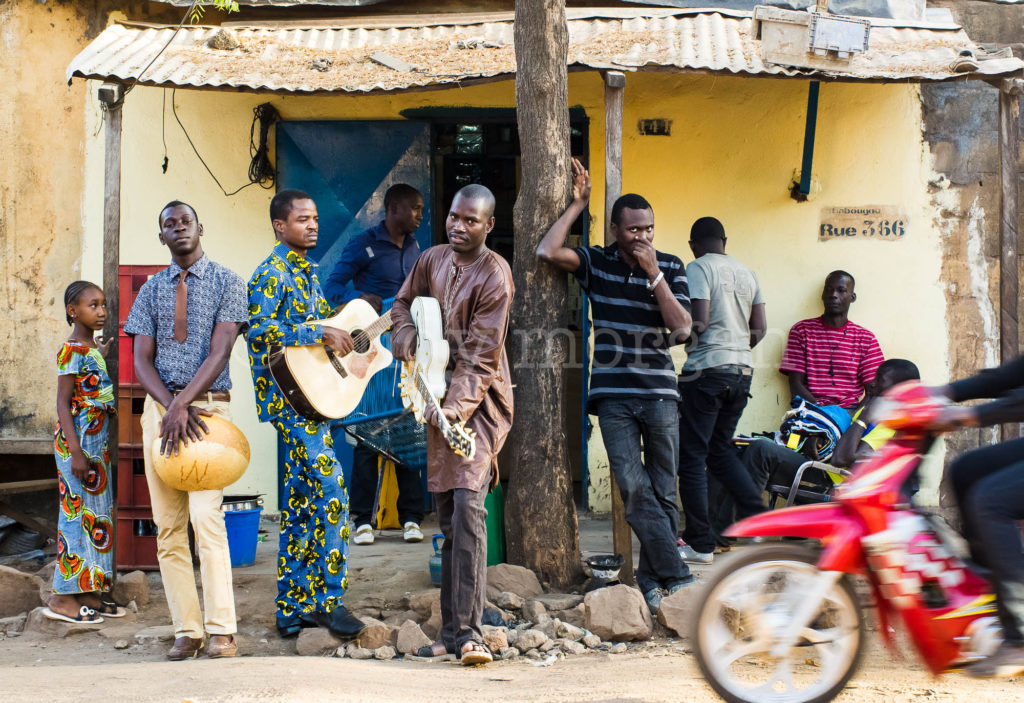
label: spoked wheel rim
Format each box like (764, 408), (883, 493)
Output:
(694, 546), (863, 703)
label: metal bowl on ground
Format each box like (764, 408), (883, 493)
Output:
(584, 553), (625, 581)
(222, 494), (263, 512)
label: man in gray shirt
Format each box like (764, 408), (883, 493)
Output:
(676, 217), (767, 564)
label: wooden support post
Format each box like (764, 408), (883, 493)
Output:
(604, 71), (624, 246)
(99, 82), (124, 557)
(603, 70), (634, 585)
(999, 81), (1021, 440)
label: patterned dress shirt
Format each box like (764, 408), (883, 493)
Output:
(247, 242), (332, 423)
(124, 254), (248, 391)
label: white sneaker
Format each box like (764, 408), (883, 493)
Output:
(403, 522), (424, 543)
(677, 541), (713, 565)
(353, 524), (374, 545)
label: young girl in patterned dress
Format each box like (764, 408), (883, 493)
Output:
(42, 281), (124, 624)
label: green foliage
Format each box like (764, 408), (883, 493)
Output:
(187, 0), (241, 25)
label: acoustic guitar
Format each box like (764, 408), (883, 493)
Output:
(399, 297), (476, 459)
(269, 298), (393, 421)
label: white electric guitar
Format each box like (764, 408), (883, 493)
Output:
(269, 298), (393, 421)
(399, 297), (476, 460)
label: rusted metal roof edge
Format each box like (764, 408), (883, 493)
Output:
(70, 60), (1022, 98)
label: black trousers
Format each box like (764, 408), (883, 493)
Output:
(349, 443), (425, 527)
(950, 437), (1024, 644)
(678, 369), (765, 554)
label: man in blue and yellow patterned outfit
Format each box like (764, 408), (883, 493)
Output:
(246, 189), (366, 640)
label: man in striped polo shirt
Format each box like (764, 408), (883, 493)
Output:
(537, 158), (694, 613)
(780, 270), (884, 409)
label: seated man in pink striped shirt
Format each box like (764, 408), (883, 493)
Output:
(779, 270), (884, 409)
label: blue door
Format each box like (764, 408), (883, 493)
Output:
(274, 120), (433, 510)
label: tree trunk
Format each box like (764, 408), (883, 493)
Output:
(506, 0), (582, 589)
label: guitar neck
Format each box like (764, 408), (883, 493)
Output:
(363, 310), (392, 339)
(414, 370), (452, 433)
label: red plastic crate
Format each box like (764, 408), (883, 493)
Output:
(117, 265), (164, 385)
(116, 446), (149, 508)
(116, 506), (159, 571)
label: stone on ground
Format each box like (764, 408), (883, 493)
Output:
(346, 643), (373, 660)
(559, 639), (587, 655)
(656, 587), (692, 636)
(499, 646), (518, 660)
(556, 620), (586, 641)
(406, 589), (440, 618)
(555, 603), (586, 628)
(383, 609), (420, 627)
(481, 625), (508, 653)
(520, 599), (547, 622)
(133, 625), (176, 644)
(296, 627), (343, 656)
(486, 564), (542, 598)
(0, 613), (28, 635)
(495, 591), (524, 610)
(610, 642), (628, 654)
(536, 617), (561, 640)
(584, 584), (653, 642)
(112, 570), (150, 607)
(581, 633), (602, 649)
(373, 645), (397, 660)
(532, 593), (583, 611)
(513, 628), (548, 653)
(0, 565), (44, 617)
(420, 598), (442, 640)
(395, 620), (432, 654)
(355, 617), (394, 650)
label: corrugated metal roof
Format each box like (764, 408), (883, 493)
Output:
(66, 9), (1024, 94)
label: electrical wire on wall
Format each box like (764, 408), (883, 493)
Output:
(166, 89), (280, 196)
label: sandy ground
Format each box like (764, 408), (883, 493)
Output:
(0, 515), (1019, 702)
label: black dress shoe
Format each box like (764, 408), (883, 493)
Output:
(321, 606), (366, 639)
(276, 613), (318, 639)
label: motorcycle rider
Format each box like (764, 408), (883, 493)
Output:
(929, 355), (1024, 678)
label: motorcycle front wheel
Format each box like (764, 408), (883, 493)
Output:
(691, 543), (865, 703)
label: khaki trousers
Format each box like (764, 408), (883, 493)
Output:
(141, 395), (236, 638)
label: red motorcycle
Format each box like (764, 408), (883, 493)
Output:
(691, 382), (1003, 703)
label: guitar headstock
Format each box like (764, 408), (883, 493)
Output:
(445, 422), (477, 461)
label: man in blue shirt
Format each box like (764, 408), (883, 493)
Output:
(325, 184), (426, 546)
(324, 183), (423, 312)
(247, 189), (365, 641)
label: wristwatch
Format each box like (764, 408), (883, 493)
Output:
(646, 271), (664, 291)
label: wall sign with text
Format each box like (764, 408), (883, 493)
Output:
(819, 206), (907, 241)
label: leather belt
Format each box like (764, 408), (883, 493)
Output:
(170, 388), (231, 402)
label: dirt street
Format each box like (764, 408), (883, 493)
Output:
(0, 515), (1019, 702)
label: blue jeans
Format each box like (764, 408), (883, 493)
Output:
(678, 369), (765, 554)
(597, 398), (691, 593)
(950, 438), (1024, 644)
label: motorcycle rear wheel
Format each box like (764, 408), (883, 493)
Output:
(691, 543), (864, 703)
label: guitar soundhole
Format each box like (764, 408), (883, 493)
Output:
(352, 329), (371, 354)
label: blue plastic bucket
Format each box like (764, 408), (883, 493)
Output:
(223, 507), (262, 568)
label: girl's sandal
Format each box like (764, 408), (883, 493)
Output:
(42, 605), (104, 625)
(96, 599), (127, 618)
(460, 641), (493, 666)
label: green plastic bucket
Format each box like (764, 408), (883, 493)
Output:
(484, 483), (506, 566)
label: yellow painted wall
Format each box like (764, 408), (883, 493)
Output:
(85, 71), (948, 511)
(0, 0), (99, 443)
